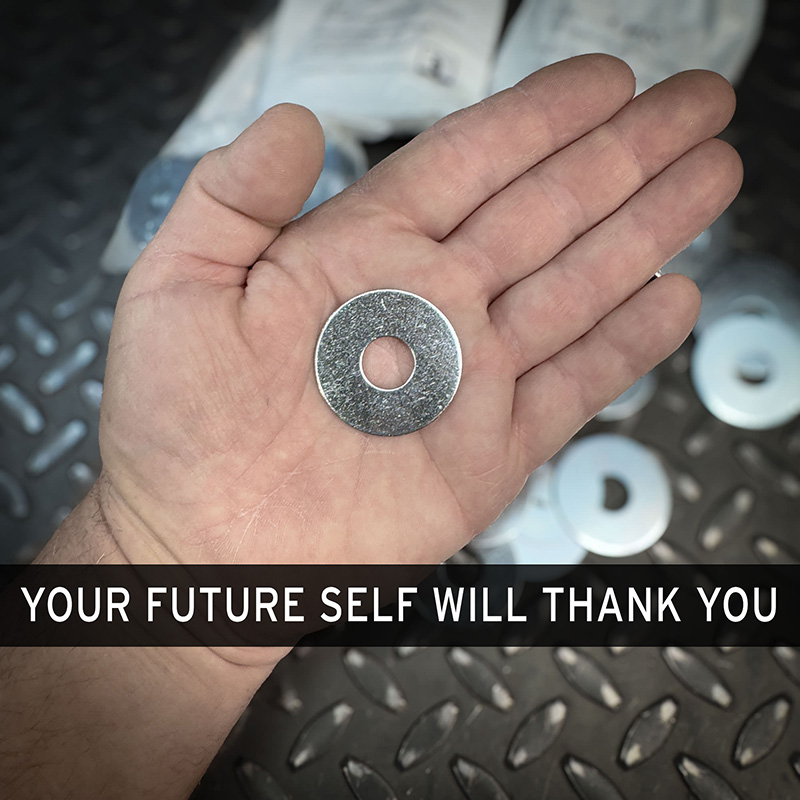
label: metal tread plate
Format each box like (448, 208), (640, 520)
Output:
(0, 0), (264, 559)
(0, 0), (798, 798)
(199, 645), (800, 799)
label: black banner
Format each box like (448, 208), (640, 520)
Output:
(0, 563), (796, 648)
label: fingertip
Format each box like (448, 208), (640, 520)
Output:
(517, 52), (636, 108)
(261, 102), (326, 152)
(140, 101), (328, 282)
(675, 138), (743, 223)
(676, 68), (736, 97)
(205, 102), (326, 227)
(652, 272), (702, 338)
(675, 272), (702, 317)
(705, 137), (744, 198)
(229, 102), (326, 182)
(572, 52), (637, 95)
(666, 69), (737, 126)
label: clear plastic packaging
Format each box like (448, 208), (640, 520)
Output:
(493, 0), (765, 94)
(102, 0), (505, 273)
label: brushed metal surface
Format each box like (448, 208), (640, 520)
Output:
(315, 290), (462, 436)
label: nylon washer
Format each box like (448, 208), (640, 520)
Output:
(471, 463), (587, 571)
(552, 434), (672, 558)
(690, 313), (800, 430)
(315, 289), (462, 436)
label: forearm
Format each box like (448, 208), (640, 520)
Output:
(0, 645), (270, 799)
(0, 481), (282, 800)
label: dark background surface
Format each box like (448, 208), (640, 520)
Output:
(1, 0), (799, 797)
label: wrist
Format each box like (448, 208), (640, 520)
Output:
(36, 474), (292, 672)
(34, 473), (129, 566)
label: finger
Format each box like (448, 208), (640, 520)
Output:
(128, 104), (325, 292)
(493, 138), (742, 376)
(446, 70), (736, 297)
(356, 54), (635, 241)
(512, 274), (700, 470)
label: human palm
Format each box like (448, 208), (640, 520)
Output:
(98, 56), (741, 566)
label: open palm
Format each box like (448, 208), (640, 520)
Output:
(99, 55), (741, 567)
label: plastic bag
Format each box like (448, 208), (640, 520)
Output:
(101, 16), (279, 273)
(259, 0), (506, 141)
(493, 0), (765, 94)
(102, 0), (505, 273)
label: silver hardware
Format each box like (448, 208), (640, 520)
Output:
(315, 290), (462, 436)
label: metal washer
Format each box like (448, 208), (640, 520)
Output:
(315, 289), (462, 436)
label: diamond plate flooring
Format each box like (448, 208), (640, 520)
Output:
(1, 1), (799, 798)
(199, 646), (800, 799)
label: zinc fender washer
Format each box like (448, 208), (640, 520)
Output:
(315, 289), (462, 436)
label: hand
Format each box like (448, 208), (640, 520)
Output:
(93, 55), (741, 567)
(9, 55), (742, 800)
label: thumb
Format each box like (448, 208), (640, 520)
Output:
(128, 103), (325, 293)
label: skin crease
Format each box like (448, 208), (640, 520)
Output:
(4, 55), (744, 800)
(79, 55), (742, 573)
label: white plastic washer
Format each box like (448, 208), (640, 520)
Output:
(552, 434), (672, 558)
(691, 313), (800, 430)
(472, 463), (586, 566)
(596, 371), (658, 422)
(695, 253), (800, 337)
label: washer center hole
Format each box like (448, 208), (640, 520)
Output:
(737, 350), (773, 385)
(361, 337), (415, 390)
(603, 477), (629, 511)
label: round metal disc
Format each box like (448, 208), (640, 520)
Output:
(315, 290), (462, 436)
